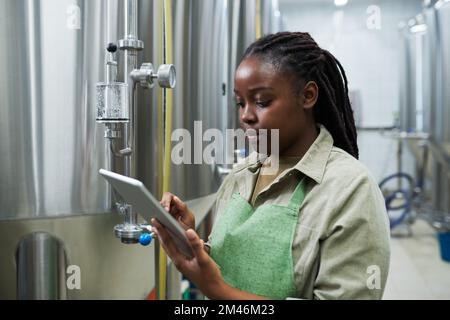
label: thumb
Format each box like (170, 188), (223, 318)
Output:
(186, 229), (208, 264)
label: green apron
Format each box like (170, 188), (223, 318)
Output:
(210, 177), (306, 299)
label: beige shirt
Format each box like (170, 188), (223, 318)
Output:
(250, 156), (302, 206)
(210, 125), (390, 300)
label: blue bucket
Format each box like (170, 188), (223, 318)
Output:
(437, 232), (450, 263)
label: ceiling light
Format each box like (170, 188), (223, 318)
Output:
(334, 0), (348, 7)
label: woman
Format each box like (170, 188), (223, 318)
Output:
(152, 32), (390, 300)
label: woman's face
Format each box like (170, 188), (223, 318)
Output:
(234, 56), (317, 156)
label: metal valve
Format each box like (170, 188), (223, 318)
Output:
(138, 232), (153, 246)
(132, 63), (176, 89)
(138, 225), (156, 246)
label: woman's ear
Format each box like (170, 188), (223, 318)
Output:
(302, 81), (318, 110)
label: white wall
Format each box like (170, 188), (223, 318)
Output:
(280, 0), (423, 128)
(279, 0), (424, 182)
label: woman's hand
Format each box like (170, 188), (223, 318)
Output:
(151, 218), (225, 298)
(160, 192), (195, 230)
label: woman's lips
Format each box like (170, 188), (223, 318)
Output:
(245, 131), (267, 143)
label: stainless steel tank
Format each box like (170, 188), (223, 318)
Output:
(434, 0), (450, 214)
(136, 0), (282, 201)
(261, 0), (283, 35)
(0, 0), (282, 299)
(399, 0), (450, 219)
(398, 22), (412, 132)
(423, 3), (439, 139)
(0, 0), (154, 299)
(435, 0), (450, 151)
(400, 15), (429, 133)
(0, 0), (111, 220)
(16, 232), (68, 300)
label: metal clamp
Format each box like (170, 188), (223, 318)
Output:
(104, 125), (122, 139)
(118, 38), (144, 51)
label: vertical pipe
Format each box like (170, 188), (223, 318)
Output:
(159, 0), (175, 300)
(163, 0), (174, 193)
(124, 0), (138, 177)
(125, 206), (138, 225)
(125, 0), (138, 39)
(255, 0), (262, 39)
(16, 233), (67, 300)
(105, 0), (117, 210)
(154, 0), (165, 300)
(123, 0), (138, 226)
(123, 0), (139, 179)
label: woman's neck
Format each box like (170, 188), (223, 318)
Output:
(279, 123), (319, 158)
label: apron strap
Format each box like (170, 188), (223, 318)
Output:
(287, 176), (307, 212)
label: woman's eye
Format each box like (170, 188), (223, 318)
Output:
(256, 100), (271, 108)
(236, 102), (244, 108)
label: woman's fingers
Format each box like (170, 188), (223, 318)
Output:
(186, 229), (209, 267)
(160, 193), (185, 221)
(172, 196), (187, 212)
(151, 219), (181, 259)
(173, 196), (195, 230)
(160, 192), (174, 211)
(177, 216), (191, 229)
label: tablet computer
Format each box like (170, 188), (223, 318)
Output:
(99, 169), (194, 258)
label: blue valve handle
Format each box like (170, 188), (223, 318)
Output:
(139, 233), (153, 246)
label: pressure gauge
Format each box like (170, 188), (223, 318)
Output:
(157, 64), (176, 89)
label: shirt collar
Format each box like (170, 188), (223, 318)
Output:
(292, 125), (333, 184)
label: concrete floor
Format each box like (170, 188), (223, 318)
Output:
(383, 220), (450, 300)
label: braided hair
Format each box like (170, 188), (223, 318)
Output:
(243, 32), (359, 159)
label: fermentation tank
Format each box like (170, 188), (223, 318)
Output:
(399, 15), (429, 134)
(434, 0), (450, 215)
(0, 0), (282, 299)
(398, 0), (450, 222)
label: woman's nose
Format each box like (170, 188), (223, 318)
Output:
(240, 104), (257, 124)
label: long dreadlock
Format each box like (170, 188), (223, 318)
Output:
(243, 32), (359, 159)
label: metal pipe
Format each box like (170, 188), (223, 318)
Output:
(125, 0), (138, 40)
(103, 0), (117, 212)
(123, 53), (137, 178)
(16, 232), (67, 300)
(125, 207), (138, 225)
(122, 0), (140, 178)
(122, 0), (139, 227)
(105, 57), (117, 84)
